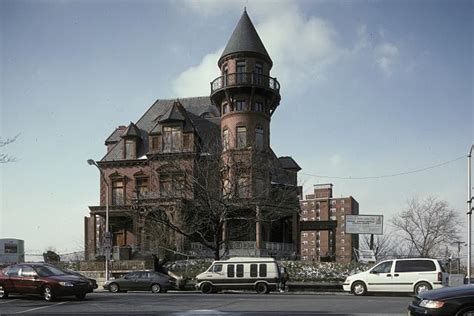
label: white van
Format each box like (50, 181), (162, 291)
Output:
(195, 257), (282, 294)
(343, 258), (449, 296)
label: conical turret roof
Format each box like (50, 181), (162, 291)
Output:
(219, 10), (272, 66)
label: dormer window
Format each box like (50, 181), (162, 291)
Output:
(124, 140), (135, 159)
(163, 126), (181, 153)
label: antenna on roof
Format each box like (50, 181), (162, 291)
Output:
(244, 6), (246, 12)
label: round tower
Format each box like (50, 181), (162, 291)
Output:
(210, 10), (280, 154)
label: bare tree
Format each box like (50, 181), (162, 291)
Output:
(0, 134), (19, 163)
(391, 197), (460, 258)
(133, 136), (299, 260)
(361, 234), (396, 260)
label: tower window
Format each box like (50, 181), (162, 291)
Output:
(237, 177), (249, 198)
(236, 126), (247, 148)
(236, 61), (246, 83)
(235, 100), (246, 111)
(255, 127), (264, 149)
(222, 102), (229, 115)
(223, 64), (228, 86)
(222, 128), (229, 150)
(255, 63), (263, 85)
(254, 101), (264, 112)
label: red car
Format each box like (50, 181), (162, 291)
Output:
(0, 263), (95, 301)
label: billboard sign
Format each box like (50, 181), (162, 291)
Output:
(345, 215), (383, 235)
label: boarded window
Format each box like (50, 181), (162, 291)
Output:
(125, 140), (134, 159)
(163, 127), (181, 152)
(112, 180), (124, 205)
(236, 127), (246, 148)
(183, 134), (192, 151)
(222, 129), (229, 150)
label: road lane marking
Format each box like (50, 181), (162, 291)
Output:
(15, 301), (70, 314)
(0, 299), (19, 304)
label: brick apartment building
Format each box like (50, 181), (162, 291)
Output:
(84, 10), (301, 261)
(300, 184), (359, 263)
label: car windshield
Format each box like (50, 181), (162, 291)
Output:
(35, 265), (67, 277)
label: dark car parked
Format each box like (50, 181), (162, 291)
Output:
(0, 263), (95, 301)
(67, 270), (98, 289)
(104, 271), (171, 293)
(408, 284), (474, 316)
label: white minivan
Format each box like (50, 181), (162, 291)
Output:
(195, 257), (282, 294)
(343, 258), (449, 296)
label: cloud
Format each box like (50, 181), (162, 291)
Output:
(172, 0), (342, 96)
(375, 42), (399, 77)
(172, 50), (222, 97)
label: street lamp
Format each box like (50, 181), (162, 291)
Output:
(468, 145), (474, 284)
(87, 159), (111, 282)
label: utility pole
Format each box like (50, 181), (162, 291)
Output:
(468, 144), (473, 283)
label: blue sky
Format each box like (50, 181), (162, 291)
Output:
(1, 0), (472, 258)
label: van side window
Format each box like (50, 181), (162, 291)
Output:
(395, 260), (436, 272)
(213, 264), (223, 273)
(371, 261), (393, 274)
(236, 264), (244, 277)
(259, 264), (267, 277)
(250, 264), (258, 277)
(227, 264), (235, 277)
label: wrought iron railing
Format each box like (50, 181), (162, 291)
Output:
(211, 72), (280, 94)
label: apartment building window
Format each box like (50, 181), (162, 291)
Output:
(331, 200), (336, 205)
(235, 100), (246, 111)
(341, 215), (345, 220)
(330, 215), (336, 220)
(302, 233), (308, 237)
(236, 127), (247, 148)
(302, 217), (308, 221)
(302, 210), (307, 214)
(302, 202), (308, 206)
(303, 241), (308, 245)
(112, 180), (124, 205)
(255, 127), (264, 149)
(341, 207), (345, 212)
(163, 126), (181, 153)
(236, 61), (246, 83)
(222, 128), (229, 150)
(341, 200), (345, 204)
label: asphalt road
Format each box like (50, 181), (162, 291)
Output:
(0, 291), (414, 315)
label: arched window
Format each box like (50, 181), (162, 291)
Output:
(236, 126), (247, 148)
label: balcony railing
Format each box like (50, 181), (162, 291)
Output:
(211, 72), (280, 94)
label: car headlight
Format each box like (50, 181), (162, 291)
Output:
(59, 281), (74, 287)
(419, 300), (445, 309)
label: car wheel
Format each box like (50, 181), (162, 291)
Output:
(75, 293), (86, 300)
(351, 281), (367, 296)
(200, 282), (213, 294)
(0, 284), (8, 299)
(43, 285), (55, 302)
(414, 282), (432, 295)
(109, 283), (120, 293)
(255, 282), (269, 294)
(151, 283), (161, 294)
(455, 306), (474, 316)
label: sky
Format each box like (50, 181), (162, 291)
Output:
(1, 0), (473, 260)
